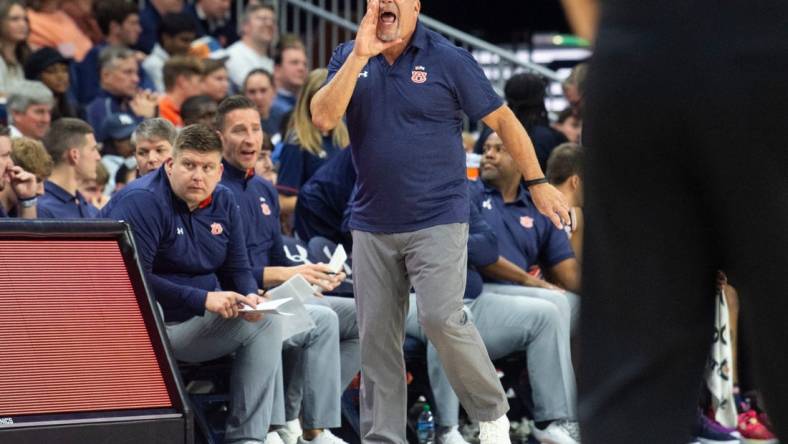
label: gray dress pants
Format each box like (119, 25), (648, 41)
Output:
(282, 304), (342, 429)
(167, 312), (284, 443)
(352, 224), (508, 444)
(405, 287), (578, 427)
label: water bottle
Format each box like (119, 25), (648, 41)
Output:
(417, 403), (435, 444)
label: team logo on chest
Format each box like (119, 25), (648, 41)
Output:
(210, 222), (224, 235)
(520, 216), (534, 229)
(259, 197), (271, 216)
(411, 65), (428, 84)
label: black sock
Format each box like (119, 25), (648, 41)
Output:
(535, 420), (554, 430)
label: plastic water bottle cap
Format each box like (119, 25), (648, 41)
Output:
(423, 404), (431, 412)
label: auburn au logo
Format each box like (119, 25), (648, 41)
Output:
(411, 69), (427, 84)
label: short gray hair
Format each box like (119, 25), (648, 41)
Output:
(7, 80), (54, 121)
(99, 45), (137, 73)
(131, 118), (177, 147)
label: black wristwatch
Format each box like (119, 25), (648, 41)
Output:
(524, 177), (548, 188)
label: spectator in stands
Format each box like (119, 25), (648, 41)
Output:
(79, 160), (109, 209)
(294, 147), (355, 250)
(38, 118), (100, 218)
(158, 56), (204, 127)
(86, 46), (158, 140)
(181, 95), (218, 127)
(0, 0), (29, 95)
(112, 162), (136, 193)
(7, 80), (53, 140)
(74, 0), (142, 106)
(100, 124), (284, 444)
(0, 130), (41, 218)
(216, 95), (357, 444)
(61, 0), (102, 44)
(547, 143), (584, 261)
(472, 73), (567, 172)
(24, 47), (80, 120)
(277, 68), (348, 219)
(225, 3), (276, 89)
(99, 112), (137, 194)
(26, 0), (92, 61)
(269, 36), (308, 134)
(552, 108), (582, 144)
(201, 58), (230, 102)
(142, 12), (198, 93)
(561, 62), (587, 114)
(132, 117), (176, 177)
(243, 68), (278, 137)
(186, 0), (238, 48)
(255, 134), (276, 183)
(137, 0), (185, 54)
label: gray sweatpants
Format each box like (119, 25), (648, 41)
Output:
(167, 312), (284, 443)
(405, 286), (578, 426)
(353, 224), (508, 444)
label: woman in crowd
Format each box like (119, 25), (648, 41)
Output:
(24, 47), (79, 119)
(201, 58), (230, 103)
(276, 68), (349, 219)
(0, 0), (30, 95)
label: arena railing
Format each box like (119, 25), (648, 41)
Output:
(270, 0), (563, 93)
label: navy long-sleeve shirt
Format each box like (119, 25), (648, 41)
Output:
(100, 166), (258, 322)
(219, 160), (290, 289)
(465, 197), (499, 300)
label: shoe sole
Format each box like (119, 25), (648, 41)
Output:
(697, 438), (741, 444)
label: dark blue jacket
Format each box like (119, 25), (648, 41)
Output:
(100, 166), (258, 322)
(73, 43), (156, 106)
(85, 91), (145, 140)
(294, 147), (356, 247)
(185, 3), (239, 48)
(465, 195), (499, 299)
(219, 160), (290, 289)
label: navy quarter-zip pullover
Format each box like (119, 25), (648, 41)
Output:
(101, 166), (258, 322)
(220, 160), (289, 289)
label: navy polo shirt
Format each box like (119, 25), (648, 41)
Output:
(471, 180), (574, 284)
(38, 181), (99, 219)
(327, 21), (503, 233)
(276, 136), (345, 196)
(100, 166), (258, 322)
(220, 159), (289, 289)
(465, 198), (499, 300)
(294, 147), (356, 244)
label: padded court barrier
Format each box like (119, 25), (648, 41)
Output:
(0, 220), (193, 444)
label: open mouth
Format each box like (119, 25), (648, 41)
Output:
(240, 149), (258, 159)
(380, 11), (397, 25)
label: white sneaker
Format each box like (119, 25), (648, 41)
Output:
(296, 429), (348, 444)
(437, 426), (471, 444)
(265, 431), (286, 444)
(479, 415), (512, 444)
(531, 420), (580, 444)
(277, 419), (303, 444)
